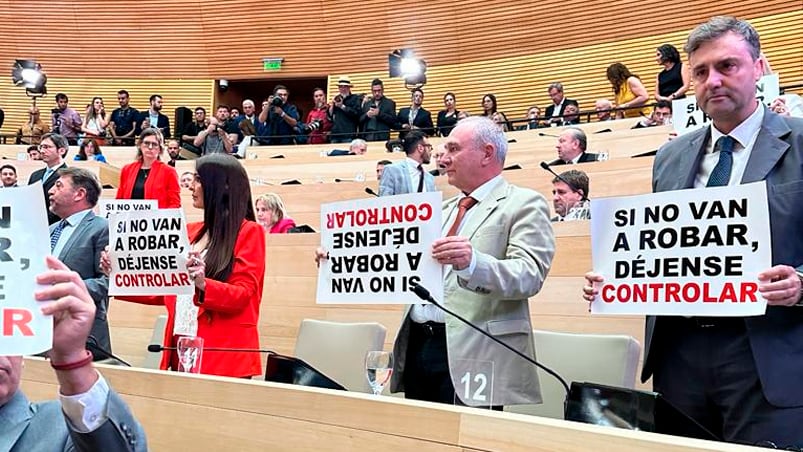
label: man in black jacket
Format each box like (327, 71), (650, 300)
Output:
(360, 79), (397, 142)
(328, 76), (362, 143)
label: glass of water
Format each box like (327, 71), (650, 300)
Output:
(365, 351), (393, 395)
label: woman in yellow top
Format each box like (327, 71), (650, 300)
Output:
(606, 63), (651, 119)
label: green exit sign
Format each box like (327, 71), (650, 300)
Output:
(263, 58), (283, 71)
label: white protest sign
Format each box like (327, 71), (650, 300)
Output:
(97, 199), (158, 220)
(673, 73), (780, 135)
(0, 183), (51, 355)
(316, 191), (443, 304)
(108, 208), (194, 296)
(590, 182), (770, 316)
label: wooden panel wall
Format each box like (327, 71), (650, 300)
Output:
(0, 2), (800, 136)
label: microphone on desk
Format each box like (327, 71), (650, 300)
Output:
(147, 344), (274, 354)
(538, 132), (559, 138)
(334, 178), (356, 182)
(540, 161), (588, 202)
(364, 187), (379, 197)
(88, 335), (131, 367)
(409, 283), (570, 398)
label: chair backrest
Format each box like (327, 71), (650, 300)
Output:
(506, 329), (641, 419)
(294, 319), (387, 393)
(142, 314), (168, 369)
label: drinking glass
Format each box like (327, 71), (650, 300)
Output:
(176, 336), (204, 373)
(365, 351), (393, 396)
(597, 151), (609, 161)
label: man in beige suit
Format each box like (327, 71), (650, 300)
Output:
(390, 116), (556, 407)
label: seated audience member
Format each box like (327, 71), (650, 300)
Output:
(436, 92), (461, 136)
(606, 62), (650, 118)
(179, 171), (194, 189)
(560, 102), (581, 125)
(384, 139), (402, 153)
(551, 169), (590, 221)
(633, 100), (673, 128)
(770, 95), (803, 118)
(1, 256), (147, 451)
(545, 82), (576, 126)
(102, 154), (266, 378)
(492, 111), (510, 132)
(1, 164), (18, 187)
(255, 193), (296, 233)
(516, 106), (541, 130)
(549, 127), (599, 165)
(116, 128), (181, 208)
(16, 105), (50, 145)
(165, 139), (181, 167)
(27, 144), (42, 160)
(327, 138), (368, 156)
(376, 159), (392, 181)
(428, 143), (447, 176)
(594, 99), (615, 121)
(480, 93), (497, 118)
(73, 138), (107, 163)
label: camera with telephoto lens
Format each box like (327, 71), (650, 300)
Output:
(270, 96), (283, 107)
(302, 119), (323, 134)
(334, 94), (343, 103)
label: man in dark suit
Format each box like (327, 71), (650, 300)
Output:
(0, 256), (145, 451)
(48, 167), (112, 361)
(27, 132), (68, 224)
(585, 16), (803, 446)
(544, 82), (576, 126)
(548, 127), (599, 165)
(397, 88), (434, 140)
(328, 76), (362, 144)
(137, 94), (171, 139)
(360, 78), (397, 142)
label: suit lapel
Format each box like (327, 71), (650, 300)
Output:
(0, 391), (33, 452)
(673, 129), (709, 190)
(58, 211), (94, 260)
(457, 179), (507, 241)
(742, 112), (790, 183)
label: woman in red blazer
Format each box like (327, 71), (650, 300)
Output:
(105, 154), (266, 378)
(116, 127), (181, 208)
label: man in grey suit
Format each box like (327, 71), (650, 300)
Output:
(27, 132), (68, 225)
(585, 17), (803, 446)
(378, 130), (436, 196)
(48, 167), (112, 361)
(0, 256), (145, 451)
(391, 116), (556, 406)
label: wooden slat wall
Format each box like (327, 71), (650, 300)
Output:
(0, 2), (800, 136)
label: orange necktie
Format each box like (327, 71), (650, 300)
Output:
(446, 196), (477, 236)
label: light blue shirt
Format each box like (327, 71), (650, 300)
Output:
(51, 208), (92, 257)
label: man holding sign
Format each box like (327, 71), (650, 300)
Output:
(48, 167), (112, 361)
(584, 16), (803, 445)
(391, 116), (555, 406)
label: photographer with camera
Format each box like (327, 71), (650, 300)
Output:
(328, 76), (362, 143)
(257, 85), (299, 145)
(193, 105), (233, 155)
(303, 88), (332, 144)
(51, 93), (83, 146)
(360, 78), (397, 142)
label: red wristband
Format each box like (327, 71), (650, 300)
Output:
(50, 350), (93, 371)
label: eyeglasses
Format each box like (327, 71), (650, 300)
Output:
(141, 141), (160, 149)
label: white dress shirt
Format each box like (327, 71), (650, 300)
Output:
(694, 104), (764, 188)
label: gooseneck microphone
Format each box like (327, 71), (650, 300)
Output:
(147, 344), (274, 354)
(410, 283), (570, 396)
(540, 161), (588, 202)
(538, 132), (559, 138)
(364, 187), (379, 197)
(88, 335), (132, 367)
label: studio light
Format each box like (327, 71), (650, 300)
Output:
(388, 49), (427, 89)
(12, 59), (47, 97)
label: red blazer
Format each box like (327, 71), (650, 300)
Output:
(116, 159), (181, 209)
(119, 220), (266, 377)
(269, 217), (296, 234)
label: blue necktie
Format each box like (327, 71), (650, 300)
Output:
(706, 135), (735, 187)
(50, 219), (68, 252)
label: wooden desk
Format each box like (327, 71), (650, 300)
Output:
(20, 359), (762, 452)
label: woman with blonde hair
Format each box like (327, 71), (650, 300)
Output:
(255, 193), (296, 233)
(606, 63), (650, 119)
